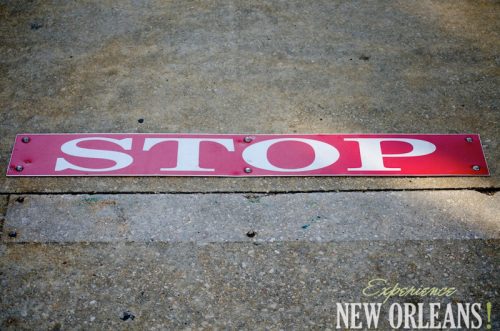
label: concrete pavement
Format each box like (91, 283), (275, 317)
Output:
(3, 191), (499, 243)
(0, 0), (499, 329)
(0, 0), (498, 193)
(1, 240), (498, 330)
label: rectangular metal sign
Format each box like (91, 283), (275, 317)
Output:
(7, 133), (489, 177)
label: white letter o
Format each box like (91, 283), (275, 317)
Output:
(242, 138), (339, 172)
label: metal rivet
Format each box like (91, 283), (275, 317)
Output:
(472, 165), (480, 171)
(465, 137), (473, 143)
(22, 137), (30, 143)
(244, 136), (253, 143)
(244, 167), (252, 173)
(15, 165), (24, 172)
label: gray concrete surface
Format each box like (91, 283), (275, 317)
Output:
(1, 0), (499, 329)
(3, 191), (499, 243)
(1, 0), (499, 192)
(1, 241), (498, 330)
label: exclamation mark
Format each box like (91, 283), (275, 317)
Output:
(486, 302), (492, 329)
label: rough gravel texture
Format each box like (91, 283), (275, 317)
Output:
(1, 241), (498, 330)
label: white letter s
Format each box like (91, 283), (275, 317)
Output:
(55, 137), (133, 172)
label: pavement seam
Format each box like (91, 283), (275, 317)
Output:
(0, 187), (497, 196)
(0, 194), (9, 240)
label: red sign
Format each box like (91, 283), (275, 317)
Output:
(7, 134), (489, 177)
